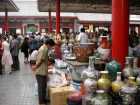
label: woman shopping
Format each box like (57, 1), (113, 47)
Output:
(2, 37), (13, 74)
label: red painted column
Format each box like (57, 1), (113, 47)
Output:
(56, 0), (60, 35)
(112, 0), (129, 68)
(4, 9), (9, 34)
(55, 0), (62, 59)
(48, 10), (52, 33)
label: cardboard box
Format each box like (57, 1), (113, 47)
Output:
(50, 86), (74, 105)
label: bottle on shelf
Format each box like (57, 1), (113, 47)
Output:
(97, 35), (111, 61)
(133, 57), (140, 78)
(81, 56), (99, 81)
(122, 57), (134, 81)
(97, 71), (111, 92)
(111, 72), (124, 105)
(106, 60), (121, 81)
(91, 90), (112, 105)
(112, 72), (124, 93)
(136, 72), (140, 105)
(120, 76), (137, 105)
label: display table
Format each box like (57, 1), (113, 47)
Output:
(49, 86), (75, 105)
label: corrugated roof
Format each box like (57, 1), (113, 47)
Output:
(0, 0), (140, 22)
(0, 0), (75, 16)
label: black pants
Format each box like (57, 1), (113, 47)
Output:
(0, 55), (2, 74)
(23, 51), (29, 59)
(29, 49), (34, 55)
(36, 75), (47, 105)
(12, 56), (20, 71)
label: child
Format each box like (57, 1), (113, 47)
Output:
(21, 37), (29, 64)
(30, 49), (38, 96)
(30, 49), (38, 66)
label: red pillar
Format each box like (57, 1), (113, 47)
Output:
(112, 0), (129, 68)
(48, 10), (52, 33)
(4, 9), (9, 34)
(56, 0), (60, 35)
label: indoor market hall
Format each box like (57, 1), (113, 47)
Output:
(1, 0), (140, 105)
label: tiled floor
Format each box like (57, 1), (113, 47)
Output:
(0, 53), (38, 105)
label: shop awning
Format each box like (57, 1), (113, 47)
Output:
(0, 0), (19, 12)
(37, 0), (140, 14)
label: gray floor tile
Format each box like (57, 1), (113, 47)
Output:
(0, 53), (38, 105)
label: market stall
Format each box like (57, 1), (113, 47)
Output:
(44, 31), (140, 105)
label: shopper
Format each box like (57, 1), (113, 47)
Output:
(129, 30), (139, 48)
(21, 37), (29, 63)
(77, 28), (88, 43)
(2, 37), (13, 74)
(32, 38), (55, 105)
(10, 35), (20, 71)
(29, 35), (38, 54)
(0, 35), (3, 75)
(35, 33), (41, 49)
(30, 48), (38, 65)
(17, 34), (24, 44)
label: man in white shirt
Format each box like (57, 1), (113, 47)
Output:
(77, 28), (88, 43)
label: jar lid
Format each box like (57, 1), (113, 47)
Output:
(128, 77), (135, 80)
(100, 36), (109, 38)
(117, 72), (122, 75)
(89, 56), (96, 59)
(96, 90), (105, 93)
(121, 86), (137, 94)
(125, 56), (134, 59)
(125, 57), (134, 61)
(100, 71), (108, 74)
(95, 57), (101, 60)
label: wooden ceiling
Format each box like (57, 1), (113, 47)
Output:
(0, 0), (19, 12)
(37, 0), (140, 14)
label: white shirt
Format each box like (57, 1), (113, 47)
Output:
(2, 41), (10, 54)
(35, 35), (40, 41)
(30, 50), (38, 61)
(2, 41), (13, 65)
(77, 32), (88, 43)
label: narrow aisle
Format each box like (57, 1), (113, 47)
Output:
(0, 53), (38, 105)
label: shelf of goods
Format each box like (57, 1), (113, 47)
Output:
(57, 34), (140, 105)
(80, 56), (140, 105)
